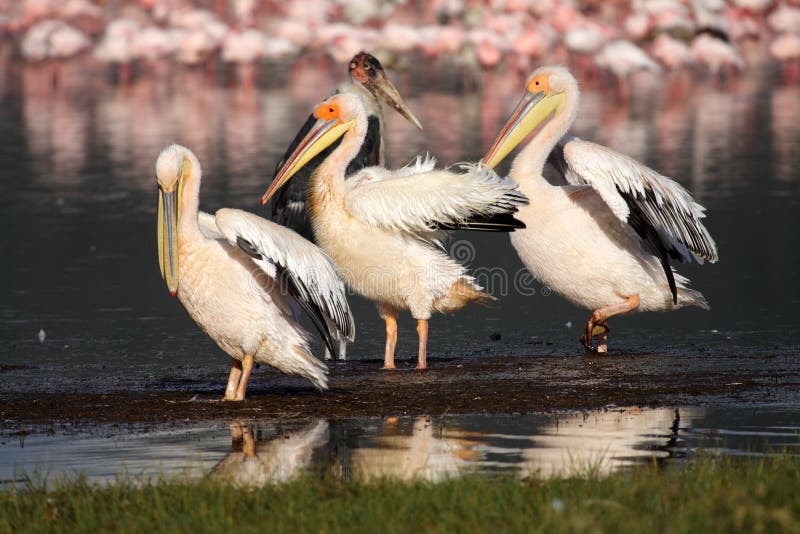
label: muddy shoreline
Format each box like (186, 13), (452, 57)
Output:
(2, 350), (797, 435)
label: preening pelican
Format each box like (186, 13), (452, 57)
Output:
(271, 52), (420, 362)
(270, 52), (422, 239)
(262, 93), (528, 370)
(482, 66), (718, 353)
(156, 144), (354, 400)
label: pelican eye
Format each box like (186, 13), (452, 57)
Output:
(526, 74), (550, 94)
(315, 102), (341, 121)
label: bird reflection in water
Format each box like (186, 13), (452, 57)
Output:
(212, 420), (329, 487)
(207, 408), (702, 485)
(350, 416), (485, 482)
(520, 407), (701, 477)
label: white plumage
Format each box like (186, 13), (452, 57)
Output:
(483, 66), (717, 353)
(551, 136), (718, 265)
(345, 162), (527, 236)
(214, 208), (355, 341)
(155, 144), (353, 400)
(263, 93), (527, 370)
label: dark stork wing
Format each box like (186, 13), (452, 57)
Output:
(355, 115), (382, 172)
(270, 113), (319, 239)
(269, 113), (383, 240)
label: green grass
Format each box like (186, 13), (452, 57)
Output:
(2, 454), (799, 533)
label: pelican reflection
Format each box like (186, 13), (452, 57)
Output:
(350, 417), (485, 482)
(520, 407), (702, 477)
(212, 420), (329, 487)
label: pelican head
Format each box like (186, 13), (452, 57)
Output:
(482, 66), (577, 169)
(349, 52), (422, 130)
(155, 144), (196, 296)
(262, 94), (363, 205)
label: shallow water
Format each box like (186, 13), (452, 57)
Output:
(2, 406), (798, 487)
(0, 54), (799, 395)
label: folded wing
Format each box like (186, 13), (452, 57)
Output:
(212, 208), (355, 355)
(550, 136), (718, 303)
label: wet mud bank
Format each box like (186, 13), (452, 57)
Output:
(1, 351), (798, 434)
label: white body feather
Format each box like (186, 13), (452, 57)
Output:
(510, 179), (706, 312)
(505, 67), (713, 314)
(176, 226), (329, 387)
(315, 160), (521, 318)
(158, 145), (354, 391)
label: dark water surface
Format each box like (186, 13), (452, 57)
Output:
(1, 57), (799, 394)
(2, 407), (798, 487)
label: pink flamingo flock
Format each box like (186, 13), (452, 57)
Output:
(2, 0), (800, 88)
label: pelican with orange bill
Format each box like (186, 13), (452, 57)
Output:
(482, 65), (718, 353)
(262, 93), (528, 371)
(268, 52), (422, 362)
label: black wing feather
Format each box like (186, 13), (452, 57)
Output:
(236, 236), (338, 356)
(276, 266), (338, 358)
(621, 192), (678, 304)
(436, 212), (526, 232)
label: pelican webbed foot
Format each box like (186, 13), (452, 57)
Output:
(581, 319), (609, 353)
(580, 295), (641, 354)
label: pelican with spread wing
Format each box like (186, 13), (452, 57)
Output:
(261, 93), (528, 370)
(270, 52), (422, 240)
(482, 66), (718, 353)
(155, 144), (354, 400)
(271, 52), (421, 362)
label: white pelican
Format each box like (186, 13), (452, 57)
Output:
(482, 66), (718, 353)
(261, 93), (528, 370)
(270, 52), (421, 361)
(270, 52), (422, 240)
(155, 144), (354, 400)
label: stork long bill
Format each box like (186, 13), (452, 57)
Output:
(367, 71), (422, 130)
